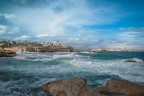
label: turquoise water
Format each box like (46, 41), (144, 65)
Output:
(0, 52), (144, 96)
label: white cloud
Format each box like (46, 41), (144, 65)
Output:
(119, 31), (138, 38)
(113, 27), (144, 49)
(0, 25), (7, 34)
(68, 37), (80, 41)
(118, 27), (144, 39)
(119, 27), (144, 32)
(2, 0), (135, 49)
(0, 13), (16, 20)
(4, 14), (16, 20)
(0, 25), (20, 35)
(14, 35), (31, 40)
(35, 34), (56, 38)
(12, 0), (124, 38)
(8, 27), (20, 34)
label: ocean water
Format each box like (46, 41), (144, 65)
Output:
(0, 51), (144, 96)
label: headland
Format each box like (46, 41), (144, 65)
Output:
(0, 40), (74, 52)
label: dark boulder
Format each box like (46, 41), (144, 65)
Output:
(94, 80), (144, 96)
(42, 77), (94, 96)
(125, 59), (137, 62)
(42, 77), (144, 96)
(0, 51), (16, 57)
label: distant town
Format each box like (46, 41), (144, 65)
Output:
(91, 48), (144, 52)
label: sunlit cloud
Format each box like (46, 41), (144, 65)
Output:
(14, 35), (31, 40)
(111, 27), (144, 49)
(0, 25), (7, 34)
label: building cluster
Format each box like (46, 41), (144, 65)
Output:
(91, 48), (144, 52)
(0, 40), (74, 52)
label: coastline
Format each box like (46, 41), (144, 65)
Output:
(0, 51), (144, 95)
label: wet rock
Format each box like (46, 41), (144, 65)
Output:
(124, 59), (137, 62)
(0, 51), (16, 57)
(42, 77), (94, 96)
(106, 80), (144, 96)
(42, 78), (144, 96)
(94, 80), (144, 96)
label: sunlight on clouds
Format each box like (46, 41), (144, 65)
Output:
(114, 27), (144, 49)
(118, 27), (144, 39)
(35, 34), (56, 38)
(0, 25), (7, 34)
(14, 35), (31, 40)
(68, 37), (80, 42)
(0, 13), (16, 20)
(8, 27), (20, 34)
(0, 25), (19, 35)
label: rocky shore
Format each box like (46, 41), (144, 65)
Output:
(42, 77), (144, 96)
(0, 51), (16, 57)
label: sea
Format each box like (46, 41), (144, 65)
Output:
(0, 51), (144, 96)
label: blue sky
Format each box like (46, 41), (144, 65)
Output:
(0, 0), (144, 49)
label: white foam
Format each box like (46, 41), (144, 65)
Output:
(80, 51), (90, 54)
(64, 58), (144, 83)
(14, 52), (80, 61)
(80, 51), (95, 54)
(123, 58), (143, 63)
(132, 58), (143, 62)
(30, 78), (57, 87)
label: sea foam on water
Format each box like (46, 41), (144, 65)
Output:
(0, 51), (144, 96)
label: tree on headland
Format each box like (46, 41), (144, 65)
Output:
(12, 41), (17, 45)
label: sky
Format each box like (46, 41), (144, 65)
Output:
(0, 0), (144, 49)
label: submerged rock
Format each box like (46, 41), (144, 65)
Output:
(125, 59), (137, 62)
(0, 51), (16, 57)
(42, 77), (144, 96)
